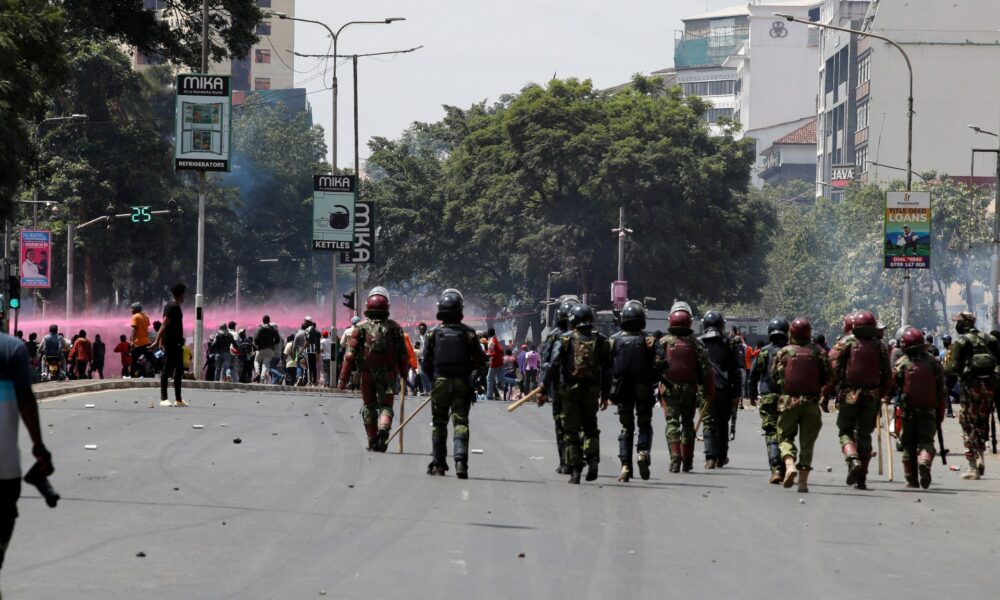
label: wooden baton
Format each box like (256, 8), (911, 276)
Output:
(507, 386), (545, 413)
(385, 394), (433, 446)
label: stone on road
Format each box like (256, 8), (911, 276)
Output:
(5, 390), (996, 598)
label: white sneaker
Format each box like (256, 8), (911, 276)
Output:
(174, 399), (188, 407)
(159, 400), (174, 407)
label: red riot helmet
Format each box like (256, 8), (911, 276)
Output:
(668, 310), (692, 330)
(790, 318), (812, 342)
(852, 310), (876, 329)
(365, 288), (390, 319)
(900, 327), (927, 353)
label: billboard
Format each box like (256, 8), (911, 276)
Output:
(341, 201), (373, 264)
(884, 191), (931, 269)
(174, 74), (232, 172)
(19, 230), (51, 288)
(313, 175), (356, 251)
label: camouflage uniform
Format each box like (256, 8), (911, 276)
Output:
(771, 342), (831, 473)
(339, 317), (410, 451)
(943, 321), (999, 478)
(539, 325), (571, 473)
(894, 348), (945, 488)
(655, 330), (714, 473)
(828, 331), (893, 487)
(748, 341), (786, 480)
(422, 321), (486, 476)
(545, 328), (612, 476)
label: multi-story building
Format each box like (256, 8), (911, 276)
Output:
(676, 1), (821, 186)
(132, 0), (295, 97)
(854, 0), (1000, 187)
(759, 118), (818, 187)
(815, 0), (871, 200)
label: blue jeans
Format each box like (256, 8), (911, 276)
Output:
(216, 353), (236, 381)
(486, 366), (504, 400)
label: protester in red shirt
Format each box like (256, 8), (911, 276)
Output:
(113, 335), (131, 378)
(68, 330), (92, 380)
(486, 328), (504, 401)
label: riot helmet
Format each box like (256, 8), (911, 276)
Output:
(620, 300), (646, 332)
(556, 298), (580, 329)
(767, 317), (789, 343)
(900, 327), (927, 354)
(789, 318), (812, 343)
(954, 311), (976, 335)
(667, 310), (693, 336)
(436, 289), (464, 322)
(365, 286), (390, 319)
(852, 310), (878, 338)
(702, 311), (725, 333)
(569, 304), (595, 331)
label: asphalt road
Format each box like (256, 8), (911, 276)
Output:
(5, 388), (999, 599)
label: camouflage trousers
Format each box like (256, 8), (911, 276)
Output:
(616, 382), (654, 464)
(663, 383), (699, 445)
(361, 369), (396, 430)
(758, 394), (780, 443)
(777, 398), (823, 471)
(551, 384), (568, 459)
(899, 407), (939, 463)
(431, 377), (472, 442)
(561, 383), (600, 468)
(959, 380), (995, 459)
(836, 387), (881, 460)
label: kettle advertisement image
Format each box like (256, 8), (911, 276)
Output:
(329, 205), (351, 229)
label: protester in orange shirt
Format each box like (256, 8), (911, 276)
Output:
(129, 302), (151, 378)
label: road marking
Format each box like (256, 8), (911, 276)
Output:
(462, 490), (469, 501)
(449, 559), (467, 575)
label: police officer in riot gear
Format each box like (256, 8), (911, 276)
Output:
(422, 289), (487, 478)
(749, 317), (790, 483)
(542, 303), (612, 484)
(609, 300), (657, 482)
(539, 298), (580, 474)
(699, 311), (743, 469)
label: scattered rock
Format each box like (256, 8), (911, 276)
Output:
(628, 550), (636, 555)
(136, 551), (146, 558)
(173, 487), (179, 491)
(914, 498), (921, 503)
(826, 466), (832, 472)
(222, 522), (226, 526)
(233, 438), (242, 444)
(799, 499), (805, 504)
(348, 485), (354, 489)
(517, 553), (525, 558)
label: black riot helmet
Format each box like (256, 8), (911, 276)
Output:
(620, 300), (646, 332)
(556, 298), (580, 329)
(569, 304), (595, 331)
(702, 311), (725, 333)
(435, 288), (464, 322)
(767, 317), (790, 343)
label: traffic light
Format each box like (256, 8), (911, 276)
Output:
(342, 290), (356, 311)
(106, 204), (116, 232)
(167, 199), (180, 224)
(7, 276), (20, 310)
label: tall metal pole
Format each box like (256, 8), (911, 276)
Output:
(616, 206), (625, 282)
(330, 28), (340, 336)
(193, 0), (209, 378)
(353, 54), (363, 317)
(235, 265), (241, 322)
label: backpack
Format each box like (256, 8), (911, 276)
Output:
(567, 332), (600, 383)
(783, 345), (822, 396)
(360, 320), (397, 370)
(43, 335), (61, 357)
(963, 332), (997, 379)
(664, 336), (698, 383)
(844, 338), (882, 387)
(902, 357), (939, 408)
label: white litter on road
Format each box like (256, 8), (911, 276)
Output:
(470, 449), (484, 454)
(84, 404), (95, 408)
(192, 424), (204, 430)
(84, 444), (98, 450)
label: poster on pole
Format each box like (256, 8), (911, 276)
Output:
(884, 191), (931, 269)
(341, 201), (373, 264)
(174, 73), (232, 172)
(313, 175), (356, 251)
(19, 230), (51, 288)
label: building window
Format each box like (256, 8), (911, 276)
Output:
(257, 21), (271, 35)
(682, 80), (735, 97)
(136, 51), (163, 66)
(258, 0), (271, 6)
(858, 53), (871, 85)
(255, 49), (271, 64)
(856, 101), (869, 131)
(254, 77), (271, 90)
(704, 107), (734, 123)
(233, 57), (251, 90)
(857, 145), (869, 173)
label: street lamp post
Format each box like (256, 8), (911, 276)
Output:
(266, 11), (403, 334)
(967, 124), (1000, 329)
(546, 271), (561, 328)
(778, 13), (915, 326)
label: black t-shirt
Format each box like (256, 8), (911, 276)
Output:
(162, 302), (184, 346)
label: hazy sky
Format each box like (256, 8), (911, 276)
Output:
(289, 0), (737, 168)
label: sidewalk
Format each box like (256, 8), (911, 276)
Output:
(32, 378), (343, 400)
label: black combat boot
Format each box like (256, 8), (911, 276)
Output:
(568, 467), (582, 485)
(556, 439), (569, 474)
(454, 436), (469, 480)
(618, 436), (632, 482)
(427, 437), (448, 476)
(637, 451), (651, 481)
(586, 458), (599, 482)
(669, 442), (682, 473)
(376, 428), (390, 453)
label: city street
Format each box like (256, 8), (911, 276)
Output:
(4, 388), (999, 599)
